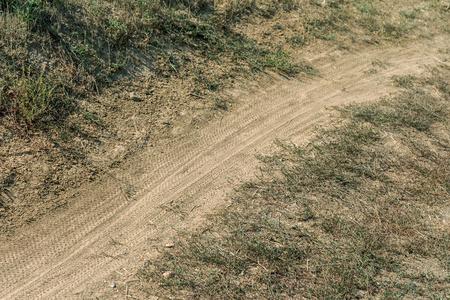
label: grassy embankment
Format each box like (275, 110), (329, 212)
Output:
(1, 0), (447, 128)
(139, 66), (450, 298)
(0, 0), (305, 127)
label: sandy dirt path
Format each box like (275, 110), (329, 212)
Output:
(1, 36), (448, 299)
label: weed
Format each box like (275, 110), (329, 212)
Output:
(289, 34), (306, 47)
(401, 9), (419, 20)
(278, 0), (298, 11)
(355, 1), (378, 15)
(19, 75), (54, 123)
(106, 17), (129, 45)
(8, 71), (56, 124)
(222, 0), (257, 22)
(305, 8), (349, 41)
(262, 49), (302, 76)
(384, 19), (416, 40)
(213, 97), (229, 111)
(83, 111), (104, 127)
(392, 74), (417, 89)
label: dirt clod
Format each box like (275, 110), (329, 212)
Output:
(162, 271), (174, 279)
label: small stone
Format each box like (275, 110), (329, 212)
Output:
(110, 281), (116, 288)
(162, 271), (174, 279)
(164, 241), (175, 248)
(129, 92), (142, 102)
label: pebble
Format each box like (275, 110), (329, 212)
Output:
(164, 241), (175, 248)
(110, 281), (116, 288)
(162, 271), (174, 279)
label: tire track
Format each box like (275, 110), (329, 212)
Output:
(0, 36), (448, 299)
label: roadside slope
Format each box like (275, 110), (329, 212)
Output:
(0, 36), (448, 299)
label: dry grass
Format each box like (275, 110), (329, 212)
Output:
(1, 0), (449, 233)
(138, 66), (450, 299)
(1, 0), (448, 127)
(0, 0), (305, 126)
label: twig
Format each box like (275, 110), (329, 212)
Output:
(189, 92), (206, 99)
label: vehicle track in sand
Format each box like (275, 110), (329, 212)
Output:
(1, 36), (448, 299)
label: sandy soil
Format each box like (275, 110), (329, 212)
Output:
(0, 35), (448, 299)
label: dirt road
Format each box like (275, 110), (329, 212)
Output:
(1, 36), (448, 299)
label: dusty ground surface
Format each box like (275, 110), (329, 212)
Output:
(0, 63), (226, 233)
(0, 35), (448, 299)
